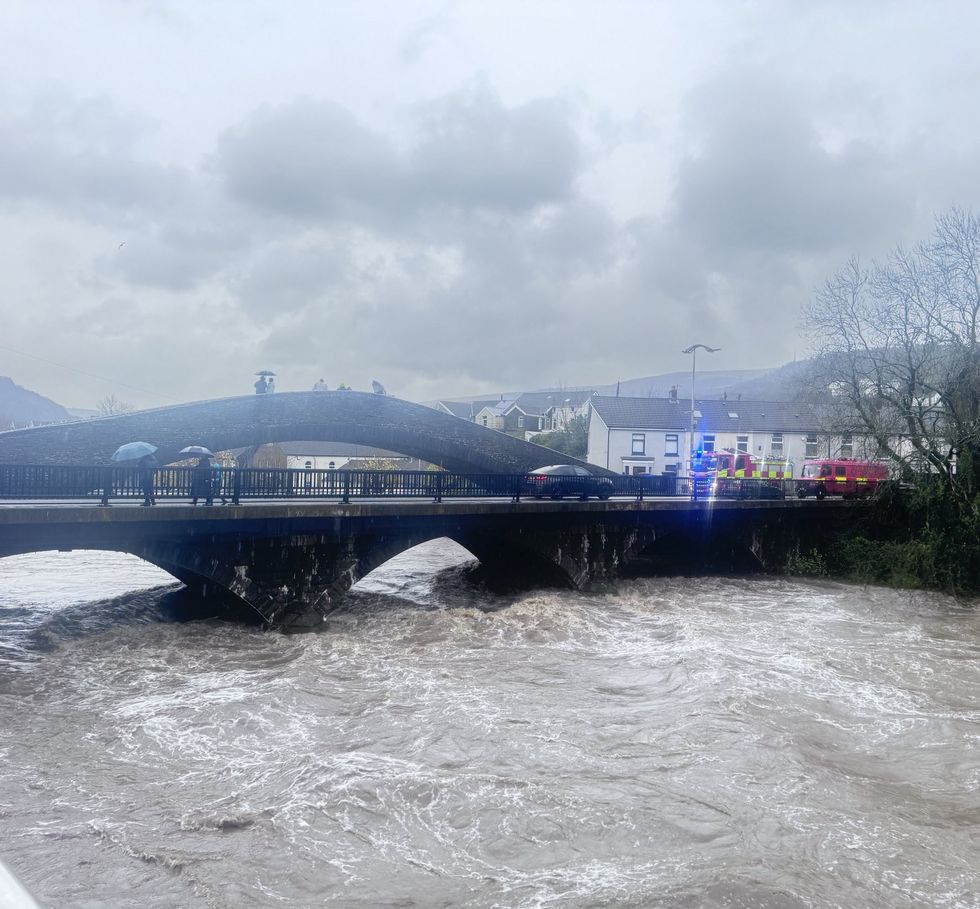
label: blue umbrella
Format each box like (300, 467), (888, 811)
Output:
(111, 441), (158, 462)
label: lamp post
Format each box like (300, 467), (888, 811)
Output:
(682, 344), (719, 466)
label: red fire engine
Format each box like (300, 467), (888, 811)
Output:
(690, 451), (794, 481)
(796, 458), (888, 499)
(689, 450), (794, 498)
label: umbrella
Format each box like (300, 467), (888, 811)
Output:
(255, 370), (277, 377)
(111, 442), (158, 462)
(179, 446), (214, 457)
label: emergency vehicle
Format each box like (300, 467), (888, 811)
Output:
(689, 450), (794, 497)
(690, 451), (794, 480)
(796, 458), (888, 499)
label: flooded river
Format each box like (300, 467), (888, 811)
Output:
(0, 541), (977, 908)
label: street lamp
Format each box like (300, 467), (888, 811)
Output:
(682, 343), (720, 464)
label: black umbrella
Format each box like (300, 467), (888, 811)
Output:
(255, 370), (277, 377)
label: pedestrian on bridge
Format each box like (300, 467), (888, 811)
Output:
(191, 457), (213, 506)
(138, 453), (158, 506)
(254, 375), (268, 395)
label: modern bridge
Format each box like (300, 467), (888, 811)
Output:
(0, 392), (858, 628)
(0, 390), (604, 474)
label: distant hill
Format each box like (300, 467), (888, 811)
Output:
(0, 376), (73, 429)
(434, 362), (816, 408)
(592, 369), (771, 399)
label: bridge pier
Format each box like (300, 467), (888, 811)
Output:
(124, 519), (661, 628)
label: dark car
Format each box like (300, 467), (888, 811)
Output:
(524, 464), (614, 500)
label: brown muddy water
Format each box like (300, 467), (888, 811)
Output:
(0, 540), (977, 908)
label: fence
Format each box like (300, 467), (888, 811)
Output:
(0, 464), (810, 504)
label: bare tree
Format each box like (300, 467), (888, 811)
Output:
(96, 394), (135, 416)
(805, 208), (980, 501)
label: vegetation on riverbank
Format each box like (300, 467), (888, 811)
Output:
(786, 483), (980, 596)
(792, 208), (980, 598)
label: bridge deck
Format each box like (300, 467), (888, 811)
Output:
(0, 497), (853, 526)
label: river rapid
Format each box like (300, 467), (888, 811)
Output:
(0, 541), (977, 909)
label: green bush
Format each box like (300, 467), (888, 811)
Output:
(812, 482), (980, 595)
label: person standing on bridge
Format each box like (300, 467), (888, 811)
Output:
(254, 375), (268, 395)
(267, 377), (275, 393)
(191, 456), (213, 506)
(138, 453), (158, 506)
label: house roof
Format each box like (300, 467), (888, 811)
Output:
(516, 390), (594, 413)
(435, 399), (497, 420)
(590, 396), (820, 432)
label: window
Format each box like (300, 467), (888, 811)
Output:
(518, 416), (525, 428)
(737, 435), (749, 453)
(804, 434), (819, 458)
(665, 434), (679, 456)
(840, 433), (853, 458)
(771, 433), (784, 456)
(481, 416), (488, 427)
(632, 466), (647, 475)
(631, 433), (646, 455)
(702, 434), (716, 453)
(304, 460), (313, 469)
(328, 461), (336, 469)
(664, 463), (679, 474)
(835, 464), (847, 477)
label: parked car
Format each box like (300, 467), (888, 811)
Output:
(524, 464), (614, 500)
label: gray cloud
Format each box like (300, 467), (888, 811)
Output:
(5, 2), (980, 410)
(0, 93), (189, 221)
(409, 88), (582, 213)
(213, 87), (582, 227)
(214, 98), (405, 223)
(671, 68), (911, 257)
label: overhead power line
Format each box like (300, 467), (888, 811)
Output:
(0, 343), (163, 400)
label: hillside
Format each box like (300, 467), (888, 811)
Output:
(0, 376), (73, 428)
(436, 362), (816, 407)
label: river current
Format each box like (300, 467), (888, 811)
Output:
(0, 541), (977, 908)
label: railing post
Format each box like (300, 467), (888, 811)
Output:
(342, 471), (351, 504)
(100, 466), (112, 507)
(232, 468), (241, 505)
(433, 471), (443, 503)
(637, 476), (644, 501)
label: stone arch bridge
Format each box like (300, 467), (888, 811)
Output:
(0, 499), (855, 629)
(0, 391), (602, 475)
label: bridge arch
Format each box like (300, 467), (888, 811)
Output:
(0, 391), (603, 475)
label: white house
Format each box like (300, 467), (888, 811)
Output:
(279, 442), (425, 471)
(433, 391), (595, 438)
(587, 396), (864, 477)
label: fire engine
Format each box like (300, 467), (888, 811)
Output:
(689, 450), (793, 498)
(690, 450), (794, 480)
(796, 458), (888, 499)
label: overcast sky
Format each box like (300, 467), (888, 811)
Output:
(2, 1), (979, 409)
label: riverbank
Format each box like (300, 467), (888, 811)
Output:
(785, 483), (980, 597)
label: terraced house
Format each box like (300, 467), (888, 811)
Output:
(586, 396), (868, 477)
